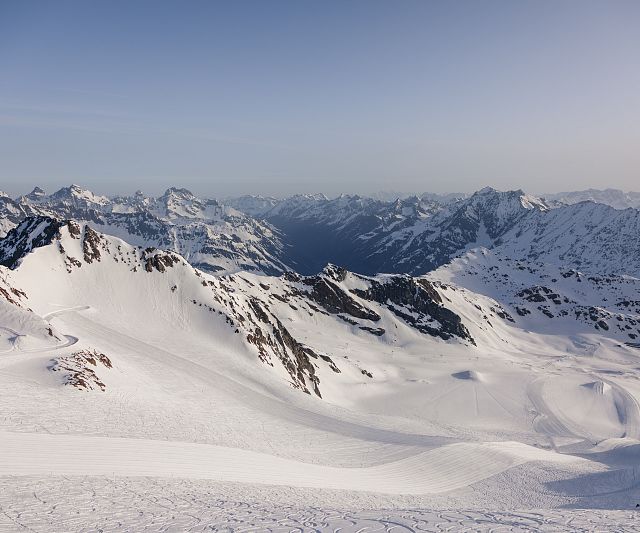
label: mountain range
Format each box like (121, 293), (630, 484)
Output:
(3, 185), (640, 277)
(2, 183), (640, 391)
(3, 183), (640, 527)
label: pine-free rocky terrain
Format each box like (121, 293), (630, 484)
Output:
(2, 185), (640, 531)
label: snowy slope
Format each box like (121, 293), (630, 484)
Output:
(0, 267), (67, 353)
(3, 191), (640, 529)
(1, 219), (639, 446)
(0, 218), (485, 398)
(436, 247), (640, 346)
(494, 201), (640, 276)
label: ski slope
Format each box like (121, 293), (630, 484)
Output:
(2, 222), (640, 530)
(0, 432), (578, 495)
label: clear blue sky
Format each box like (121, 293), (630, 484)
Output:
(1, 0), (639, 197)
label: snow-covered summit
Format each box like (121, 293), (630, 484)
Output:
(20, 186), (46, 202)
(544, 188), (640, 210)
(45, 184), (111, 208)
(224, 195), (280, 217)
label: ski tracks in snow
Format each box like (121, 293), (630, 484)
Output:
(41, 305), (91, 321)
(1, 475), (638, 532)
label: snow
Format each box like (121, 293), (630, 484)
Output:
(0, 431), (578, 495)
(3, 218), (640, 528)
(545, 188), (640, 210)
(3, 476), (638, 532)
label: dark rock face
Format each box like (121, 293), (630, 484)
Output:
(141, 247), (181, 273)
(66, 220), (81, 238)
(304, 276), (381, 322)
(517, 286), (567, 305)
(0, 216), (66, 268)
(283, 266), (475, 345)
(352, 277), (475, 344)
(0, 285), (26, 306)
(359, 326), (385, 336)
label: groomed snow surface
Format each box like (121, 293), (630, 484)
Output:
(2, 476), (639, 532)
(3, 228), (640, 530)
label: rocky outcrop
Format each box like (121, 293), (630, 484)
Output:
(82, 226), (103, 263)
(304, 276), (381, 322)
(0, 216), (66, 268)
(48, 350), (112, 391)
(244, 297), (339, 397)
(352, 276), (475, 344)
(141, 247), (181, 273)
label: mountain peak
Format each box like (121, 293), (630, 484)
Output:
(472, 186), (528, 199)
(49, 184), (110, 206)
(161, 187), (195, 199)
(475, 186), (500, 195)
(468, 187), (547, 211)
(24, 186), (46, 201)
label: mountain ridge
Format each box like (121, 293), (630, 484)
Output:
(2, 184), (640, 279)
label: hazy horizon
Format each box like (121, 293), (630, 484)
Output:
(3, 181), (640, 202)
(1, 0), (639, 196)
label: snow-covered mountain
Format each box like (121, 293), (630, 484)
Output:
(437, 247), (640, 346)
(249, 187), (550, 275)
(3, 211), (640, 399)
(0, 190), (44, 238)
(492, 200), (640, 276)
(233, 187), (640, 278)
(0, 217), (486, 397)
(6, 184), (640, 279)
(13, 185), (288, 275)
(224, 194), (281, 217)
(544, 188), (640, 210)
(3, 186), (640, 529)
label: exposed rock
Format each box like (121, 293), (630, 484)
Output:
(82, 226), (102, 263)
(141, 247), (181, 273)
(0, 216), (66, 268)
(353, 276), (475, 344)
(304, 276), (381, 322)
(244, 297), (339, 397)
(48, 349), (112, 391)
